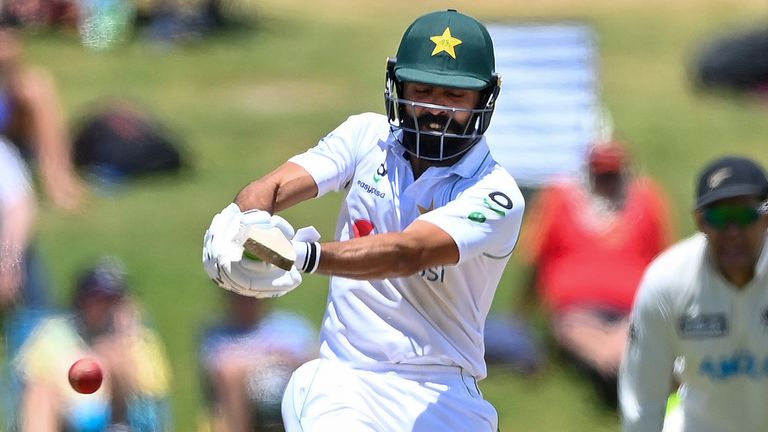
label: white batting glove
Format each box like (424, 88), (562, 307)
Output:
(292, 226), (322, 273)
(224, 210), (304, 297)
(241, 209), (295, 239)
(202, 203), (305, 297)
(203, 203), (244, 285)
(220, 258), (303, 298)
(202, 204), (273, 285)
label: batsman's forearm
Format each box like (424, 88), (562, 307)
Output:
(235, 162), (318, 213)
(234, 177), (281, 213)
(316, 233), (434, 280)
(317, 236), (418, 279)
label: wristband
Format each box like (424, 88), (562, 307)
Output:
(293, 241), (321, 273)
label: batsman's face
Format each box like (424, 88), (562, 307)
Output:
(696, 196), (768, 283)
(79, 294), (120, 333)
(402, 82), (481, 132)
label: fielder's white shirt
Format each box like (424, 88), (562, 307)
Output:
(0, 137), (32, 207)
(289, 113), (524, 380)
(620, 232), (768, 432)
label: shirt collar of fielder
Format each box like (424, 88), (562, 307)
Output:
(386, 128), (492, 179)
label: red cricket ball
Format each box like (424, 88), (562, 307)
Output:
(68, 358), (103, 394)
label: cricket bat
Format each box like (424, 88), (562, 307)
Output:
(238, 225), (296, 271)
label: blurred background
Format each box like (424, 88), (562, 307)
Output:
(1, 0), (767, 430)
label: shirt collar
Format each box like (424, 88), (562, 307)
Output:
(385, 129), (493, 179)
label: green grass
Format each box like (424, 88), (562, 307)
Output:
(21, 0), (768, 430)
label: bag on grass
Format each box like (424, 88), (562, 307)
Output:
(691, 26), (768, 92)
(73, 103), (185, 182)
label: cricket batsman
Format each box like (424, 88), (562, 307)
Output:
(203, 9), (524, 430)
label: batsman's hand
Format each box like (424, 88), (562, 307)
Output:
(202, 203), (303, 298)
(203, 203), (244, 275)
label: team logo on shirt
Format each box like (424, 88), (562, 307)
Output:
(357, 179), (386, 198)
(467, 191), (514, 223)
(373, 163), (387, 184)
(678, 313), (728, 338)
(483, 192), (513, 216)
(698, 350), (768, 381)
(420, 266), (445, 283)
(468, 212), (486, 223)
(352, 219), (374, 237)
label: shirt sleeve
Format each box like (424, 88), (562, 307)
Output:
(619, 263), (677, 432)
(131, 327), (172, 396)
(418, 167), (525, 263)
(14, 318), (87, 383)
(288, 114), (373, 197)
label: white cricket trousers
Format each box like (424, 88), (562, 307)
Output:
(281, 358), (498, 431)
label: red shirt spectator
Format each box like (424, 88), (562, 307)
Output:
(522, 175), (672, 314)
(517, 139), (675, 408)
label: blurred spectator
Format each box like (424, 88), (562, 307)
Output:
(517, 139), (674, 407)
(0, 0), (80, 29)
(0, 136), (47, 312)
(0, 26), (87, 210)
(690, 25), (768, 97)
(198, 291), (317, 432)
(483, 311), (544, 375)
(12, 257), (172, 431)
(134, 0), (251, 46)
(0, 135), (52, 431)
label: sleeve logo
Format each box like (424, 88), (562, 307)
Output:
(468, 191), (513, 223)
(678, 313), (728, 338)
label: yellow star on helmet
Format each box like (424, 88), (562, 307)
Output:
(430, 27), (462, 59)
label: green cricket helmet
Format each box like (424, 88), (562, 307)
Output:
(385, 9), (500, 161)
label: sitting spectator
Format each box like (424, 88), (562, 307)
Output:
(518, 139), (674, 407)
(12, 258), (172, 431)
(0, 26), (86, 210)
(199, 291), (317, 432)
(0, 0), (80, 29)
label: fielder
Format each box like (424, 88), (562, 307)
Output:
(619, 155), (768, 432)
(202, 9), (524, 431)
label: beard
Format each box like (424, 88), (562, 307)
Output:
(400, 112), (477, 161)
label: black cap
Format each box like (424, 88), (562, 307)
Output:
(75, 257), (127, 301)
(696, 156), (768, 209)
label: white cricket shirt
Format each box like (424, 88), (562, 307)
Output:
(620, 232), (768, 432)
(289, 113), (524, 379)
(0, 137), (32, 206)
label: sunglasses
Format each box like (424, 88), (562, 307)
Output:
(702, 203), (766, 229)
